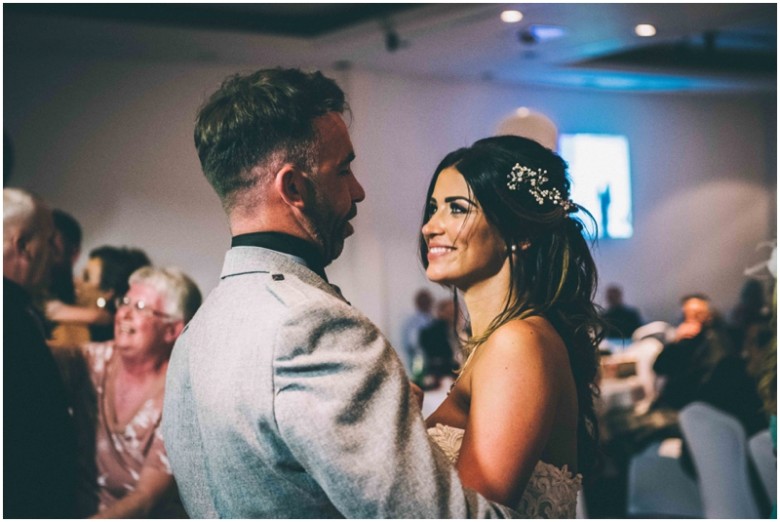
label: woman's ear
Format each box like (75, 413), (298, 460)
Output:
(273, 164), (311, 209)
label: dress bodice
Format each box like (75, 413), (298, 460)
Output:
(427, 423), (582, 519)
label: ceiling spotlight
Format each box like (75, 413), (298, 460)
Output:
(635, 24), (657, 37)
(501, 10), (523, 23)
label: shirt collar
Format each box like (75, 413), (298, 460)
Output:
(230, 232), (327, 281)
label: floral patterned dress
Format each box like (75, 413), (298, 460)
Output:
(61, 342), (180, 516)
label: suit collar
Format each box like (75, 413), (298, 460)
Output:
(221, 247), (346, 302)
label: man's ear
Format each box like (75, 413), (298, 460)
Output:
(273, 164), (311, 209)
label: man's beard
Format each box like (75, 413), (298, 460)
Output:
(304, 194), (345, 267)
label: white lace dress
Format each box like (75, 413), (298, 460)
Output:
(427, 423), (582, 518)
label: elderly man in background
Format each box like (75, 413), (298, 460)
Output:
(54, 266), (202, 518)
(652, 293), (733, 411)
(4, 187), (78, 517)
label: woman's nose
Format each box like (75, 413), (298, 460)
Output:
(421, 214), (441, 238)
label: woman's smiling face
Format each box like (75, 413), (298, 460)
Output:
(422, 167), (508, 290)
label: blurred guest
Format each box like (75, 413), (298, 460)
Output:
(46, 208), (89, 345)
(4, 187), (78, 517)
(418, 298), (459, 389)
(54, 266), (202, 518)
(47, 245), (151, 342)
(400, 288), (435, 376)
(48, 208), (82, 304)
(601, 284), (643, 339)
(652, 294), (733, 411)
(697, 322), (771, 436)
(653, 294), (733, 411)
(730, 279), (770, 326)
(752, 246), (777, 518)
(608, 296), (731, 463)
(728, 279), (771, 349)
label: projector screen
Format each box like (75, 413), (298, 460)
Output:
(559, 133), (633, 239)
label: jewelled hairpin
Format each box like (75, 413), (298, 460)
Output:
(506, 163), (574, 211)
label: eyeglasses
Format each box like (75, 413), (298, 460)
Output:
(115, 296), (173, 320)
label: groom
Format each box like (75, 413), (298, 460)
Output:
(162, 68), (517, 517)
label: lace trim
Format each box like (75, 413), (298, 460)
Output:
(427, 423), (582, 519)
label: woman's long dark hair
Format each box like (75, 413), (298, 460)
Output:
(419, 135), (605, 475)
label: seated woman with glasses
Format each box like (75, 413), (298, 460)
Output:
(47, 246), (151, 343)
(52, 266), (202, 518)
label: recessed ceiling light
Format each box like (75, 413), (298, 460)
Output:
(501, 10), (523, 23)
(635, 24), (657, 37)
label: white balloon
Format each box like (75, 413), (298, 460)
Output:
(497, 108), (559, 151)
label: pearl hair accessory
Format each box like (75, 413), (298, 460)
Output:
(506, 163), (574, 211)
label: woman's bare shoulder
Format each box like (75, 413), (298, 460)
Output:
(482, 316), (565, 357)
(468, 317), (567, 383)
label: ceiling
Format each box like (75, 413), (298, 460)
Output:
(5, 3), (777, 93)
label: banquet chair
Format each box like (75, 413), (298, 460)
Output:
(630, 321), (675, 344)
(623, 337), (664, 412)
(679, 402), (761, 518)
(626, 439), (703, 517)
(748, 428), (777, 507)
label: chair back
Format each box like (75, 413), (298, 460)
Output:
(626, 439), (703, 517)
(748, 429), (777, 505)
(679, 402), (760, 518)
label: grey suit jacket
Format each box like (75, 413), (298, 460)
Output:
(163, 246), (517, 518)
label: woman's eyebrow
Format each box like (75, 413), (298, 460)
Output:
(444, 196), (477, 206)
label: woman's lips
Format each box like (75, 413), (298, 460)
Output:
(427, 245), (454, 261)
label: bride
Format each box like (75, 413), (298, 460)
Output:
(419, 135), (604, 518)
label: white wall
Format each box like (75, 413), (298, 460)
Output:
(5, 55), (775, 349)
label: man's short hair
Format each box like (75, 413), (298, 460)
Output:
(194, 68), (348, 211)
(129, 266), (203, 323)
